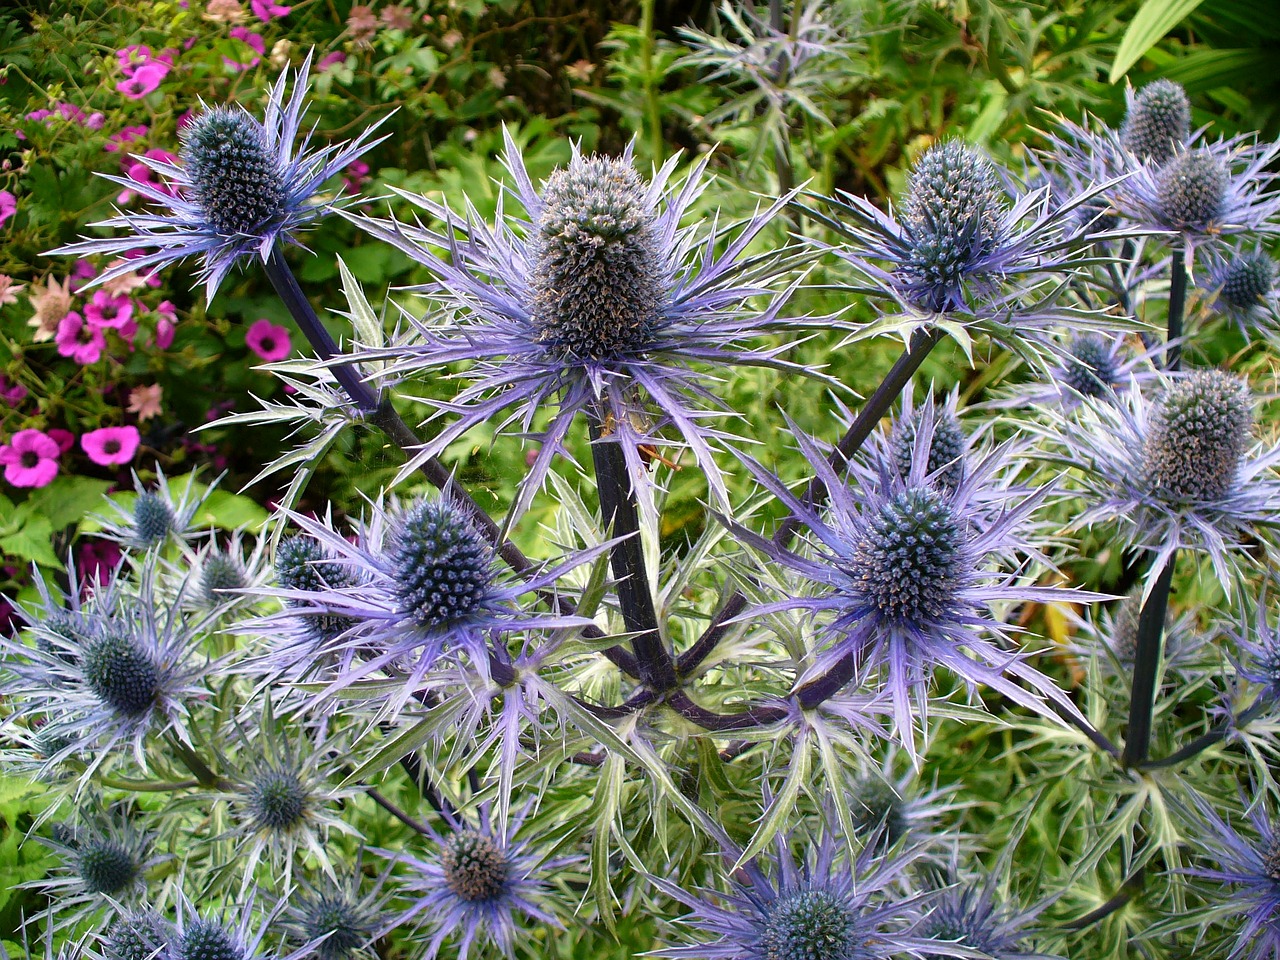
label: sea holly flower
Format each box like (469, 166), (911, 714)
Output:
(915, 870), (1059, 960)
(52, 53), (390, 301)
(1045, 369), (1280, 590)
(282, 871), (383, 960)
(348, 129), (813, 518)
(98, 910), (173, 960)
(0, 428), (61, 488)
(1120, 79), (1192, 166)
(382, 803), (563, 960)
(989, 331), (1159, 411)
(653, 820), (950, 959)
(93, 466), (221, 550)
(1202, 246), (1279, 337)
(736, 416), (1091, 756)
(82, 427), (141, 467)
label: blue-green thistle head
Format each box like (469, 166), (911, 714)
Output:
(759, 888), (859, 960)
(442, 829), (510, 903)
(132, 493), (175, 548)
(1121, 80), (1191, 165)
(82, 626), (160, 717)
(277, 536), (356, 594)
(530, 155), (664, 360)
(180, 106), (286, 238)
(77, 836), (144, 895)
(1142, 370), (1252, 502)
(1060, 333), (1120, 398)
(890, 409), (966, 491)
(851, 777), (909, 848)
(244, 768), (309, 831)
(389, 499), (494, 632)
(37, 609), (83, 663)
(1156, 149), (1228, 230)
(1219, 251), (1276, 311)
(200, 553), (246, 607)
(179, 919), (243, 960)
(296, 892), (374, 960)
(851, 487), (964, 626)
(104, 912), (172, 960)
(899, 141), (1008, 311)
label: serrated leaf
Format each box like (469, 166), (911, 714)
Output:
(337, 255), (386, 372)
(0, 515), (59, 568)
(733, 729), (811, 870)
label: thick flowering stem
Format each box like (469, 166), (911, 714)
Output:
(1166, 240), (1187, 371)
(1142, 694), (1269, 770)
(1121, 560), (1176, 768)
(588, 417), (677, 692)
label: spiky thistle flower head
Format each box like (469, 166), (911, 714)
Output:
(382, 803), (563, 960)
(50, 54), (390, 301)
(888, 395), (968, 493)
(282, 871), (385, 960)
(92, 467), (221, 551)
(170, 891), (289, 960)
(734, 422), (1093, 758)
(1204, 247), (1280, 337)
(915, 873), (1058, 960)
(345, 128), (816, 520)
(100, 911), (174, 960)
(1039, 369), (1280, 592)
(1155, 149), (1229, 231)
(1120, 79), (1192, 165)
(1232, 601), (1280, 703)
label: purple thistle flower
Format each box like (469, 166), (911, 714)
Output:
(346, 129), (814, 518)
(1234, 600), (1280, 704)
(51, 53), (390, 301)
(653, 820), (953, 959)
(1119, 79), (1192, 166)
(381, 803), (562, 960)
(735, 410), (1091, 756)
(915, 871), (1060, 960)
(98, 910), (174, 960)
(1202, 245), (1279, 338)
(1185, 793), (1280, 960)
(989, 331), (1161, 411)
(281, 870), (385, 960)
(1042, 369), (1280, 591)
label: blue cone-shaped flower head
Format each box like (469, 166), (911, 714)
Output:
(1142, 369), (1252, 503)
(388, 499), (494, 632)
(1204, 247), (1280, 337)
(347, 129), (813, 519)
(101, 911), (174, 960)
(384, 803), (562, 960)
(1120, 79), (1191, 166)
(889, 405), (967, 493)
(93, 466), (222, 551)
(50, 54), (389, 301)
(1155, 149), (1229, 231)
(1059, 333), (1123, 400)
(916, 874), (1058, 960)
(284, 873), (383, 960)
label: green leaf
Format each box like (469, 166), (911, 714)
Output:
(22, 476), (111, 531)
(194, 489), (269, 532)
(1110, 0), (1207, 82)
(733, 729), (810, 870)
(0, 514), (60, 568)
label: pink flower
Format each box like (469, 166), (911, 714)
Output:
(154, 301), (177, 349)
(68, 259), (98, 292)
(0, 191), (15, 228)
(117, 44), (152, 76)
(115, 62), (169, 99)
(0, 274), (24, 306)
(47, 428), (75, 454)
(0, 374), (27, 406)
(78, 539), (122, 592)
(342, 159), (370, 195)
(105, 124), (149, 152)
(127, 384), (164, 422)
(317, 51), (347, 71)
(0, 429), (60, 488)
(224, 27), (265, 70)
(55, 311), (106, 364)
(81, 426), (140, 466)
(251, 0), (291, 20)
(245, 318), (291, 361)
(84, 290), (134, 330)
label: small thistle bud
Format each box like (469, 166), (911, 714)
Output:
(199, 553), (246, 607)
(78, 837), (143, 895)
(37, 609), (83, 663)
(851, 777), (909, 848)
(890, 408), (966, 491)
(295, 892), (373, 960)
(132, 493), (175, 547)
(852, 487), (964, 625)
(1142, 370), (1252, 502)
(1121, 79), (1191, 165)
(244, 769), (309, 831)
(276, 535), (360, 640)
(179, 919), (243, 960)
(442, 830), (509, 903)
(529, 155), (664, 360)
(1059, 333), (1120, 398)
(759, 888), (857, 960)
(899, 141), (1008, 310)
(1156, 149), (1229, 230)
(1219, 251), (1276, 311)
(82, 626), (160, 717)
(1110, 589), (1175, 663)
(104, 912), (172, 960)
(389, 500), (493, 631)
(180, 107), (285, 237)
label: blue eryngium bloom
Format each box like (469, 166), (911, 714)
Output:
(737, 412), (1090, 755)
(1120, 79), (1192, 166)
(384, 804), (561, 960)
(1203, 247), (1280, 337)
(51, 53), (389, 301)
(1046, 369), (1280, 591)
(654, 822), (952, 959)
(916, 873), (1058, 960)
(347, 129), (813, 517)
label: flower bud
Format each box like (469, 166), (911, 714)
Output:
(1121, 79), (1191, 165)
(389, 500), (493, 632)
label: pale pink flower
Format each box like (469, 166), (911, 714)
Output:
(127, 384), (164, 422)
(27, 275), (72, 342)
(245, 318), (291, 361)
(101, 265), (150, 296)
(347, 4), (377, 42)
(81, 426), (140, 466)
(380, 4), (412, 30)
(0, 274), (24, 306)
(203, 0), (247, 22)
(55, 311), (106, 364)
(0, 429), (60, 488)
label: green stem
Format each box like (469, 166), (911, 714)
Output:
(98, 776), (201, 792)
(165, 734), (227, 790)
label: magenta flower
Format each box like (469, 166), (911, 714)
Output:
(0, 429), (60, 488)
(77, 538), (122, 590)
(317, 51), (346, 71)
(154, 301), (177, 349)
(342, 159), (370, 195)
(251, 0), (291, 20)
(47, 428), (75, 454)
(68, 259), (98, 292)
(116, 62), (169, 99)
(224, 27), (265, 70)
(55, 311), (107, 364)
(106, 125), (149, 153)
(0, 375), (27, 406)
(245, 318), (291, 361)
(81, 426), (140, 466)
(0, 191), (15, 228)
(117, 44), (152, 76)
(84, 290), (135, 330)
